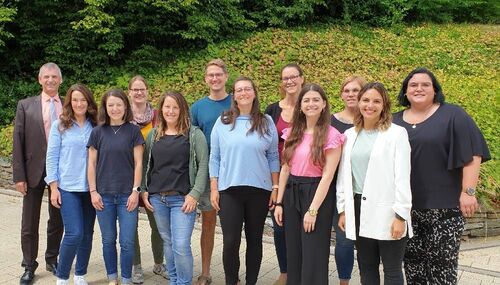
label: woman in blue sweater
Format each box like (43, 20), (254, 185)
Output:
(45, 84), (98, 285)
(209, 76), (280, 285)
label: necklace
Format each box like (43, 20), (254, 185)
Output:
(110, 124), (123, 134)
(407, 104), (438, 129)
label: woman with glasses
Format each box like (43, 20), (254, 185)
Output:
(264, 63), (305, 285)
(331, 76), (366, 285)
(274, 83), (344, 285)
(142, 91), (209, 285)
(87, 89), (144, 285)
(46, 84), (98, 285)
(127, 75), (167, 283)
(210, 76), (280, 285)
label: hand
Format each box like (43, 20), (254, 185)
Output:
(303, 212), (317, 233)
(338, 212), (346, 232)
(141, 192), (154, 212)
(90, 191), (104, 211)
(269, 189), (277, 210)
(181, 195), (198, 213)
(15, 181), (27, 196)
(460, 192), (479, 217)
(50, 188), (61, 208)
(391, 218), (406, 239)
(210, 190), (220, 212)
(274, 206), (283, 227)
(127, 191), (139, 212)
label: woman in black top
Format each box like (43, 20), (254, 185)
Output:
(393, 67), (490, 285)
(264, 63), (305, 285)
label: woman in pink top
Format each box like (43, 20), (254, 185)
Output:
(274, 83), (344, 285)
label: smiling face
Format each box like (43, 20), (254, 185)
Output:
(358, 88), (384, 123)
(129, 79), (148, 105)
(71, 90), (88, 119)
(341, 81), (362, 109)
(205, 65), (228, 93)
(234, 80), (256, 110)
(162, 96), (180, 126)
(406, 73), (435, 108)
(38, 67), (62, 96)
(281, 66), (304, 96)
(300, 90), (326, 119)
(106, 95), (126, 123)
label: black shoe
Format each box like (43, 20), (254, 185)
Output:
(19, 270), (34, 285)
(45, 263), (57, 275)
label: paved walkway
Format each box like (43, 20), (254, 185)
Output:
(0, 189), (499, 284)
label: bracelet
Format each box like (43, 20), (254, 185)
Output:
(90, 190), (97, 193)
(273, 201), (283, 207)
(272, 184), (279, 190)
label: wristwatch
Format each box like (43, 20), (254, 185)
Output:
(307, 208), (318, 217)
(465, 187), (476, 196)
(133, 186), (141, 193)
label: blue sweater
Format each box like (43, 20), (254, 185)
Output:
(190, 95), (232, 149)
(209, 115), (280, 191)
(45, 119), (93, 191)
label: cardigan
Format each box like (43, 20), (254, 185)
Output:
(336, 123), (413, 241)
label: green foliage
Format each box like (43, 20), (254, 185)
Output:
(0, 1), (16, 47)
(0, 124), (12, 158)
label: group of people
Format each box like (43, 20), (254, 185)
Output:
(12, 60), (490, 285)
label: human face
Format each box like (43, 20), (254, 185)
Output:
(71, 91), (88, 119)
(358, 89), (383, 124)
(281, 67), (304, 96)
(129, 80), (148, 105)
(234, 80), (255, 110)
(205, 65), (228, 93)
(106, 95), (126, 124)
(341, 81), (362, 108)
(406, 73), (435, 107)
(38, 67), (62, 96)
(300, 90), (326, 119)
(162, 96), (180, 126)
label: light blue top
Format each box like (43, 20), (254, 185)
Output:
(45, 119), (93, 192)
(209, 115), (280, 191)
(351, 129), (379, 194)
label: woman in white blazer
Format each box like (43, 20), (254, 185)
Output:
(336, 82), (412, 285)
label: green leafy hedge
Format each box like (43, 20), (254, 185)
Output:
(2, 23), (498, 207)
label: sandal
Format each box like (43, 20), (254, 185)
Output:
(196, 275), (212, 285)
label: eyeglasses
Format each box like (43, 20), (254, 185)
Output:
(234, 87), (254, 93)
(130, 88), (147, 93)
(206, 73), (225, 79)
(281, 74), (301, 82)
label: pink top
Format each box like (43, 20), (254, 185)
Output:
(41, 92), (62, 141)
(282, 126), (345, 177)
(276, 115), (291, 162)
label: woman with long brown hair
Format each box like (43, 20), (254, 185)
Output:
(209, 76), (280, 285)
(274, 83), (344, 285)
(45, 84), (98, 285)
(141, 91), (208, 285)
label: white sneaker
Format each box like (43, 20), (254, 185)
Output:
(153, 263), (169, 280)
(56, 278), (69, 285)
(73, 275), (88, 285)
(132, 264), (144, 284)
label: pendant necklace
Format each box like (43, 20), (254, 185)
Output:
(111, 124), (123, 134)
(410, 104), (437, 129)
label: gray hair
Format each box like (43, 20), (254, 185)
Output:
(38, 62), (62, 79)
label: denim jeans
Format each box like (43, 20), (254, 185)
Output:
(56, 189), (96, 280)
(270, 210), (287, 273)
(150, 194), (196, 285)
(333, 211), (355, 280)
(96, 194), (138, 284)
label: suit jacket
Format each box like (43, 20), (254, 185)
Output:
(12, 95), (52, 188)
(336, 123), (413, 241)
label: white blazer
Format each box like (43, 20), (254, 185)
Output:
(336, 123), (413, 241)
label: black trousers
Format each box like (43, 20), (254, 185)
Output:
(354, 194), (407, 285)
(218, 186), (270, 285)
(21, 178), (63, 271)
(283, 175), (335, 285)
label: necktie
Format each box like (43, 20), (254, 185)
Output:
(49, 97), (57, 125)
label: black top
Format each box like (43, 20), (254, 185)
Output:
(87, 123), (144, 195)
(264, 102), (282, 124)
(393, 103), (490, 209)
(148, 134), (190, 194)
(330, 115), (354, 134)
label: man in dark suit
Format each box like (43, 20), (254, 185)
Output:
(12, 62), (64, 284)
